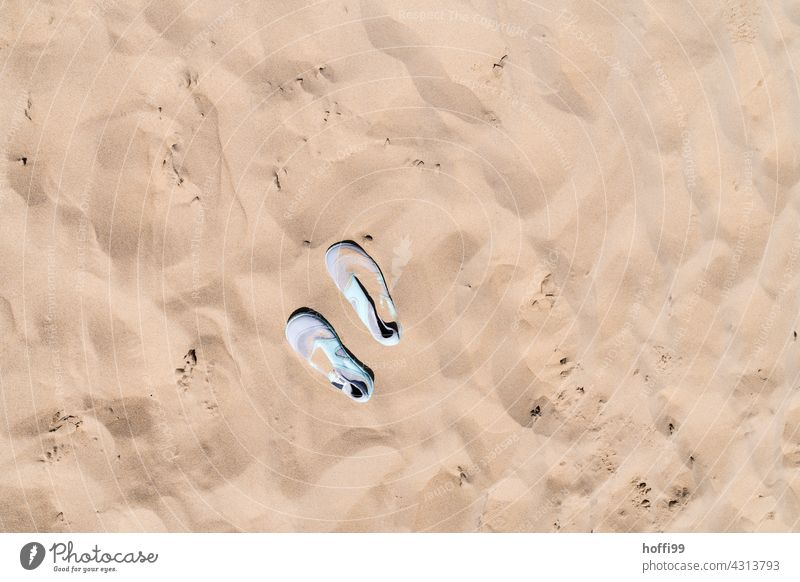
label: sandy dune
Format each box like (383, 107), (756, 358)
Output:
(1, 0), (799, 532)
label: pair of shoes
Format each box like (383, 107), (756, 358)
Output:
(285, 240), (402, 403)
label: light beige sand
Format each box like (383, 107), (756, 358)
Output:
(1, 0), (799, 532)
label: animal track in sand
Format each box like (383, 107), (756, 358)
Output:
(176, 348), (197, 389)
(492, 54), (507, 77)
(725, 0), (760, 44)
(630, 478), (692, 519)
(40, 444), (68, 464)
(529, 273), (557, 310)
(667, 486), (691, 510)
(182, 68), (199, 88)
(176, 349), (219, 416)
(48, 412), (82, 434)
(198, 361), (220, 417)
(653, 345), (680, 374)
(633, 480), (653, 510)
(557, 355), (580, 378)
(322, 101), (342, 122)
(593, 447), (618, 475)
(457, 465), (469, 486)
(6, 149), (48, 205)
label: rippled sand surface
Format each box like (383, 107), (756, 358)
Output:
(1, 0), (799, 531)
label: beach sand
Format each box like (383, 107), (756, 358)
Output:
(1, 0), (799, 532)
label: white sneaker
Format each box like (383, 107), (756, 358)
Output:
(285, 307), (374, 402)
(325, 240), (402, 346)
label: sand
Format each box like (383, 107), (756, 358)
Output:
(0, 0), (799, 532)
